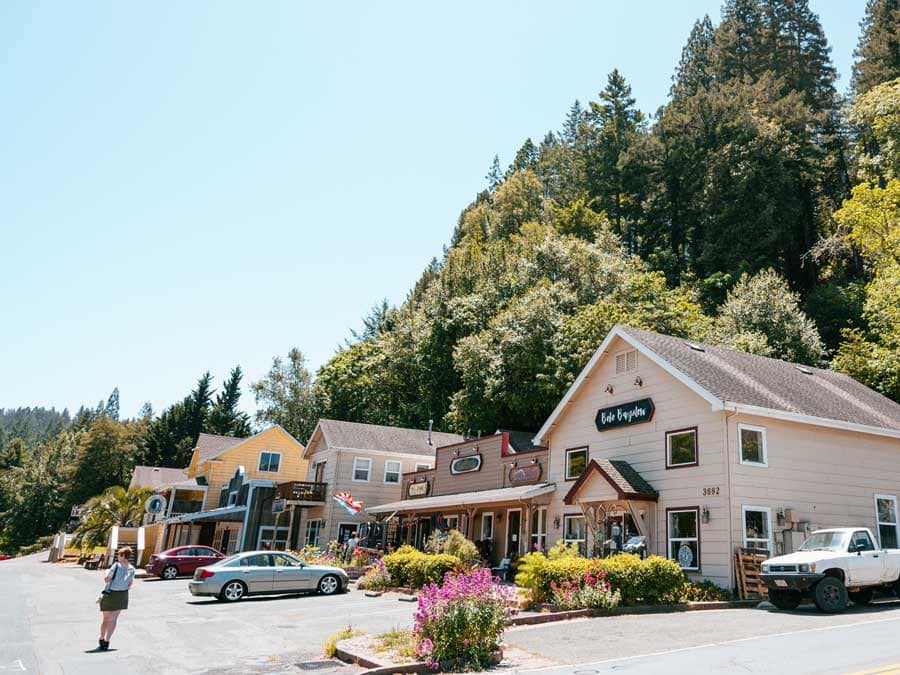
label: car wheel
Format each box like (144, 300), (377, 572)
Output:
(220, 580), (247, 603)
(768, 589), (801, 610)
(849, 588), (874, 605)
(814, 576), (848, 613)
(162, 566), (179, 580)
(318, 574), (340, 596)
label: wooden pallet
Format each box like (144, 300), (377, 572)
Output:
(736, 547), (770, 599)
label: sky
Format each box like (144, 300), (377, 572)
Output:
(0, 1), (868, 419)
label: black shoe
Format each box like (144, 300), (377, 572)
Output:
(100, 640), (109, 651)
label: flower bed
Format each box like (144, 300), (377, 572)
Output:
(413, 568), (517, 670)
(382, 546), (461, 588)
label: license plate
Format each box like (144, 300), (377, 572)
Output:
(774, 579), (788, 587)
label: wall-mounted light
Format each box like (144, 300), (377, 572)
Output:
(633, 376), (643, 387)
(638, 509), (646, 521)
(605, 384), (614, 395)
(776, 509), (785, 527)
(530, 457), (538, 465)
(553, 515), (561, 530)
(701, 506), (710, 524)
(509, 461), (518, 468)
(453, 449), (460, 457)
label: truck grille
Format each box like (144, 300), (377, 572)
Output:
(768, 564), (797, 572)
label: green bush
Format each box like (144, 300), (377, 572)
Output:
(676, 580), (732, 602)
(442, 530), (479, 562)
(382, 548), (461, 588)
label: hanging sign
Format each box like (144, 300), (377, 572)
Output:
(595, 398), (655, 432)
(508, 463), (542, 485)
(450, 454), (482, 475)
(145, 494), (167, 515)
(407, 481), (430, 498)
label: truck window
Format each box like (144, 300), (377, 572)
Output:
(851, 531), (875, 552)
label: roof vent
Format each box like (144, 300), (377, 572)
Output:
(685, 342), (706, 352)
(794, 365), (814, 375)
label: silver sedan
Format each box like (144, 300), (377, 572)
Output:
(188, 551), (349, 602)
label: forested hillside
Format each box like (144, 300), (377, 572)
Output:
(307, 0), (900, 436)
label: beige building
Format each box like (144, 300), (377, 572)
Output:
(534, 325), (900, 590)
(298, 419), (463, 547)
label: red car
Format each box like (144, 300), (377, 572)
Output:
(0, 554), (11, 561)
(146, 546), (225, 580)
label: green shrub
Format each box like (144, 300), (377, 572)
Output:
(382, 548), (461, 588)
(676, 580), (732, 602)
(513, 551), (548, 590)
(442, 530), (479, 561)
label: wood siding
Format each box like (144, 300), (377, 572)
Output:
(430, 434), (548, 497)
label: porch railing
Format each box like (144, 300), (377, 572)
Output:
(275, 481), (328, 502)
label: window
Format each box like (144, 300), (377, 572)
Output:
(738, 424), (767, 466)
(666, 428), (698, 468)
(242, 554), (271, 567)
(416, 463), (431, 472)
(875, 495), (899, 549)
(742, 506), (773, 553)
(444, 515), (459, 531)
(481, 513), (494, 540)
(257, 527), (288, 551)
(305, 519), (322, 547)
(258, 451), (281, 473)
(565, 447), (588, 480)
(530, 507), (548, 552)
(615, 349), (638, 374)
(384, 460), (402, 484)
(851, 530), (875, 552)
(667, 508), (700, 571)
(352, 457), (372, 482)
(313, 461), (326, 483)
(563, 514), (586, 555)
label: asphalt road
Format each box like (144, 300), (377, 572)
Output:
(506, 601), (900, 674)
(0, 553), (416, 675)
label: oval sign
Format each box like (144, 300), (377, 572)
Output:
(450, 454), (482, 475)
(145, 494), (167, 515)
(508, 463), (542, 484)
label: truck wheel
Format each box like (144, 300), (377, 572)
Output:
(768, 589), (801, 610)
(849, 588), (874, 605)
(814, 577), (848, 613)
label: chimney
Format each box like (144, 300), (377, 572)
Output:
(428, 419), (433, 446)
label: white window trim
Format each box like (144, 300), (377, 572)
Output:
(256, 526), (289, 549)
(666, 428), (698, 467)
(481, 512), (494, 540)
(530, 507), (548, 552)
(383, 460), (402, 484)
(415, 463), (432, 472)
(304, 519), (322, 547)
(742, 505), (774, 553)
(506, 508), (522, 557)
(257, 451), (282, 473)
(313, 460), (326, 482)
(738, 423), (768, 467)
(562, 514), (586, 554)
(667, 509), (700, 571)
(352, 457), (372, 482)
(875, 494), (900, 548)
(444, 515), (459, 531)
(565, 447), (588, 481)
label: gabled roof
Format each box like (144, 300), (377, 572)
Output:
(304, 419), (464, 459)
(536, 325), (900, 444)
(194, 425), (305, 466)
(564, 459), (658, 504)
(501, 430), (546, 453)
(129, 466), (188, 490)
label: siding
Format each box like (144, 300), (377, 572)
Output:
(431, 435), (548, 497)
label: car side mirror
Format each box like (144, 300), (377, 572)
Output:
(854, 543), (864, 555)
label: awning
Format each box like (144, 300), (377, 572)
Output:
(367, 483), (555, 515)
(173, 505), (246, 523)
(563, 459), (658, 505)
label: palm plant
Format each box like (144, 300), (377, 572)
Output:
(74, 486), (152, 550)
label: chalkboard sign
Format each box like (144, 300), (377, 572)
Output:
(595, 398), (655, 431)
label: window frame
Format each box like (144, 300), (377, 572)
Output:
(665, 427), (699, 469)
(444, 515), (459, 531)
(256, 526), (289, 551)
(415, 463), (432, 472)
(305, 519), (322, 547)
(562, 514), (586, 555)
(875, 494), (900, 549)
(741, 505), (774, 553)
(530, 506), (548, 552)
(313, 460), (326, 483)
(666, 507), (701, 572)
(481, 512), (494, 540)
(352, 457), (372, 482)
(257, 451), (282, 473)
(565, 447), (589, 481)
(738, 423), (768, 467)
(615, 348), (638, 375)
(383, 460), (402, 484)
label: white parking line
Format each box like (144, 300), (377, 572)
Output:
(516, 614), (900, 672)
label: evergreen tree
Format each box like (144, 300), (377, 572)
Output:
(508, 138), (539, 175)
(207, 367), (251, 437)
(671, 15), (716, 101)
(105, 387), (120, 421)
(562, 100), (583, 145)
(485, 155), (503, 192)
(852, 0), (900, 96)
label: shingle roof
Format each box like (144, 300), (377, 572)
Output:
(564, 459), (658, 504)
(501, 430), (546, 452)
(316, 419), (464, 456)
(195, 433), (245, 463)
(619, 325), (900, 433)
(129, 466), (188, 490)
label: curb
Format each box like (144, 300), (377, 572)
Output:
(511, 599), (760, 625)
(334, 645), (430, 675)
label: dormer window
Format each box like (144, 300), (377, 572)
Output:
(615, 349), (638, 375)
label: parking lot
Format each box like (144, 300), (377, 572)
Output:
(0, 553), (415, 674)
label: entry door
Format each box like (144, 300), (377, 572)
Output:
(338, 523), (356, 545)
(506, 509), (521, 559)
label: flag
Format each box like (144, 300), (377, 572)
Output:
(334, 492), (363, 515)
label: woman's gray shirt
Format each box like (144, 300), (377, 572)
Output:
(107, 563), (135, 591)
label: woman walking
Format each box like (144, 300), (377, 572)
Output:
(97, 546), (135, 651)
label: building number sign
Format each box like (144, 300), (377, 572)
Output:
(702, 486), (720, 496)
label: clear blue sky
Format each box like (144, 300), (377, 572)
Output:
(0, 1), (866, 419)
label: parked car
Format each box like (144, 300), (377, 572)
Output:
(760, 527), (900, 613)
(146, 545), (225, 580)
(188, 550), (349, 602)
(0, 554), (11, 561)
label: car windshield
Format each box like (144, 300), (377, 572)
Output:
(799, 531), (849, 552)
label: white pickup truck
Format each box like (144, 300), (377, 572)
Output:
(759, 527), (900, 612)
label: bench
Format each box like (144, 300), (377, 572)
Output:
(491, 558), (512, 582)
(83, 554), (103, 570)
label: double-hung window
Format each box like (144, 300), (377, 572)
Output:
(668, 508), (700, 571)
(305, 520), (322, 547)
(875, 495), (899, 549)
(352, 457), (371, 482)
(738, 424), (767, 466)
(383, 460), (402, 484)
(258, 451), (281, 473)
(481, 513), (494, 540)
(530, 507), (548, 552)
(565, 447), (588, 480)
(415, 463), (431, 472)
(742, 506), (773, 553)
(444, 515), (459, 531)
(563, 514), (586, 555)
(666, 428), (698, 468)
